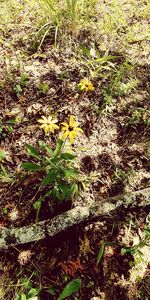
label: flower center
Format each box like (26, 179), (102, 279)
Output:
(68, 126), (74, 131)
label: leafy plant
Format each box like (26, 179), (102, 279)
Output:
(37, 0), (98, 47)
(14, 73), (28, 97)
(79, 45), (117, 79)
(97, 241), (105, 265)
(0, 117), (17, 138)
(121, 215), (150, 265)
(14, 277), (40, 300)
(0, 149), (6, 161)
(22, 139), (79, 202)
(0, 165), (15, 184)
(126, 108), (150, 127)
(58, 278), (81, 300)
(38, 82), (49, 94)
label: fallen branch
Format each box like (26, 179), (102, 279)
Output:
(0, 187), (150, 249)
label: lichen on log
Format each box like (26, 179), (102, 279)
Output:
(0, 187), (150, 249)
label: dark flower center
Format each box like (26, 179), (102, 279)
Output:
(68, 126), (73, 131)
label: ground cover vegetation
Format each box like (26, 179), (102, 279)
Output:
(0, 0), (150, 299)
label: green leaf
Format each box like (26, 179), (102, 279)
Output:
(70, 183), (78, 197)
(21, 278), (32, 289)
(61, 153), (76, 160)
(22, 162), (42, 171)
(58, 278), (81, 300)
(28, 288), (39, 297)
(42, 168), (58, 186)
(80, 44), (90, 58)
(26, 144), (41, 160)
(0, 149), (6, 161)
(65, 168), (78, 179)
(39, 140), (53, 156)
(97, 241), (105, 265)
(47, 286), (56, 295)
(51, 182), (71, 201)
(53, 139), (63, 157)
(33, 197), (42, 210)
(6, 119), (18, 125)
(21, 294), (27, 300)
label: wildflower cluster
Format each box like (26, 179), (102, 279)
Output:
(38, 115), (83, 144)
(78, 78), (94, 92)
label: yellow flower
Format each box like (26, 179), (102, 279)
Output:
(78, 78), (94, 92)
(61, 115), (83, 144)
(37, 115), (59, 135)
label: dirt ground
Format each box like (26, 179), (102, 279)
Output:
(0, 0), (150, 299)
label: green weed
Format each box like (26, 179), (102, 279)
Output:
(126, 108), (150, 127)
(0, 165), (15, 184)
(37, 0), (98, 47)
(38, 82), (49, 94)
(14, 73), (28, 97)
(22, 139), (79, 203)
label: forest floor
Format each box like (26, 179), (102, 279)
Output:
(0, 0), (150, 299)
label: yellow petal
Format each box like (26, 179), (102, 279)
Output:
(52, 124), (60, 129)
(61, 122), (69, 128)
(76, 127), (83, 132)
(52, 119), (58, 124)
(41, 116), (48, 121)
(62, 131), (69, 140)
(47, 116), (52, 122)
(44, 125), (49, 134)
(61, 127), (67, 132)
(69, 115), (75, 127)
(38, 118), (46, 124)
(40, 124), (46, 129)
(69, 131), (75, 144)
(49, 126), (54, 133)
(89, 84), (94, 91)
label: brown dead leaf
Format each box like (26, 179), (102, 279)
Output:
(22, 174), (40, 186)
(60, 258), (84, 276)
(19, 96), (26, 103)
(80, 235), (94, 255)
(18, 250), (33, 265)
(48, 256), (57, 270)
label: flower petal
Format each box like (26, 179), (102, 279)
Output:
(69, 115), (75, 127)
(51, 119), (58, 124)
(49, 126), (54, 134)
(44, 125), (50, 134)
(69, 131), (75, 144)
(61, 122), (69, 128)
(62, 131), (69, 140)
(38, 118), (46, 124)
(47, 116), (52, 122)
(76, 127), (83, 132)
(52, 124), (60, 129)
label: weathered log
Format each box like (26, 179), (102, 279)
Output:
(0, 187), (150, 249)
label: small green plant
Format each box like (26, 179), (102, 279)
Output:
(14, 277), (40, 300)
(103, 59), (134, 95)
(0, 118), (19, 138)
(126, 108), (150, 127)
(0, 165), (15, 184)
(114, 167), (132, 183)
(79, 45), (116, 79)
(38, 82), (49, 94)
(37, 0), (98, 47)
(22, 139), (79, 202)
(0, 149), (6, 161)
(14, 73), (28, 97)
(58, 278), (81, 300)
(121, 227), (150, 266)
